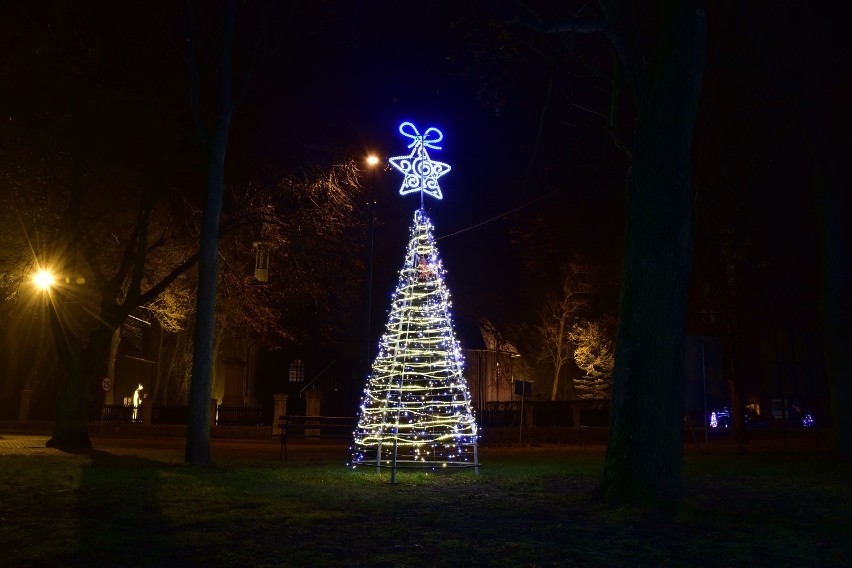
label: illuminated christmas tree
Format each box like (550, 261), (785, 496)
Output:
(351, 122), (479, 473)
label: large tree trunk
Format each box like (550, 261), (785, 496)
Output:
(45, 298), (89, 449)
(805, 92), (852, 459)
(184, 140), (228, 465)
(600, 1), (706, 511)
(184, 198), (217, 463)
(797, 12), (850, 457)
(46, 312), (113, 450)
(745, 4), (850, 457)
(184, 0), (237, 466)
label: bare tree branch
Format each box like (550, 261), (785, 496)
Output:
(514, 1), (607, 34)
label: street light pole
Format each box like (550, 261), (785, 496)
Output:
(365, 156), (379, 384)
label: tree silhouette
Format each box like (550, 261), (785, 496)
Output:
(538, 263), (592, 400)
(519, 1), (707, 510)
(0, 2), (363, 452)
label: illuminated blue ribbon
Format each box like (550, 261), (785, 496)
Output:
(399, 121), (444, 150)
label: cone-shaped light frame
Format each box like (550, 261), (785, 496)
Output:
(351, 209), (479, 470)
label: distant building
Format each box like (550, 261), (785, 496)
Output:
(456, 319), (521, 408)
(253, 318), (522, 420)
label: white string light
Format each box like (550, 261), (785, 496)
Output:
(351, 208), (479, 470)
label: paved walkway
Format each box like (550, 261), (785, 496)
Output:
(0, 430), (824, 460)
(0, 434), (66, 456)
(0, 432), (353, 461)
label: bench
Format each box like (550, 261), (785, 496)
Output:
(277, 415), (358, 460)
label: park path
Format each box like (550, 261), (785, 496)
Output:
(0, 432), (352, 461)
(0, 435), (64, 456)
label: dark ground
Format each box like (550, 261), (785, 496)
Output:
(1, 428), (849, 567)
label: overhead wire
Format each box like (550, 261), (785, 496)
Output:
(435, 171), (593, 241)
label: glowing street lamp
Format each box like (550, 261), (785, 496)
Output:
(32, 269), (55, 291)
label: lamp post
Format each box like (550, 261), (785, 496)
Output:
(364, 155), (379, 382)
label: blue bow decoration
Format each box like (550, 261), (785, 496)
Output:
(399, 121), (444, 150)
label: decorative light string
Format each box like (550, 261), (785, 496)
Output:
(351, 208), (479, 469)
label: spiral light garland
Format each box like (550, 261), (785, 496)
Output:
(351, 208), (479, 470)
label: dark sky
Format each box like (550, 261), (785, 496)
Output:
(257, 1), (839, 339)
(229, 2), (566, 325)
(243, 1), (632, 325)
(3, 1), (843, 341)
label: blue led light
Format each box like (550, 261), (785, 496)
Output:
(388, 121), (451, 200)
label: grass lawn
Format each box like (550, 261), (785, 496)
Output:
(0, 435), (849, 567)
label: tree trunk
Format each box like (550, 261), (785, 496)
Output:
(152, 324), (164, 404)
(105, 327), (121, 405)
(184, 0), (237, 465)
(724, 341), (745, 448)
(601, 2), (706, 511)
(805, 92), (852, 459)
(745, 4), (850, 456)
(45, 297), (89, 450)
(185, 136), (229, 466)
(551, 366), (561, 401)
(46, 310), (113, 450)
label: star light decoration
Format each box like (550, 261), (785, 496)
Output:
(388, 122), (452, 200)
(350, 122), (479, 475)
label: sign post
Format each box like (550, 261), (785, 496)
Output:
(514, 380), (532, 445)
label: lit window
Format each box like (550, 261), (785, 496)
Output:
(289, 359), (305, 382)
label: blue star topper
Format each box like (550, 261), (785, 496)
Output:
(388, 121), (451, 200)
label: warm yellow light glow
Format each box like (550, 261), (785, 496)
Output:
(33, 269), (55, 291)
(367, 155), (379, 166)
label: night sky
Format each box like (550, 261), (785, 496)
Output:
(264, 1), (844, 341)
(2, 1), (846, 345)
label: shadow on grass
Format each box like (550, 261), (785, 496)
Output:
(4, 441), (847, 567)
(67, 450), (190, 566)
